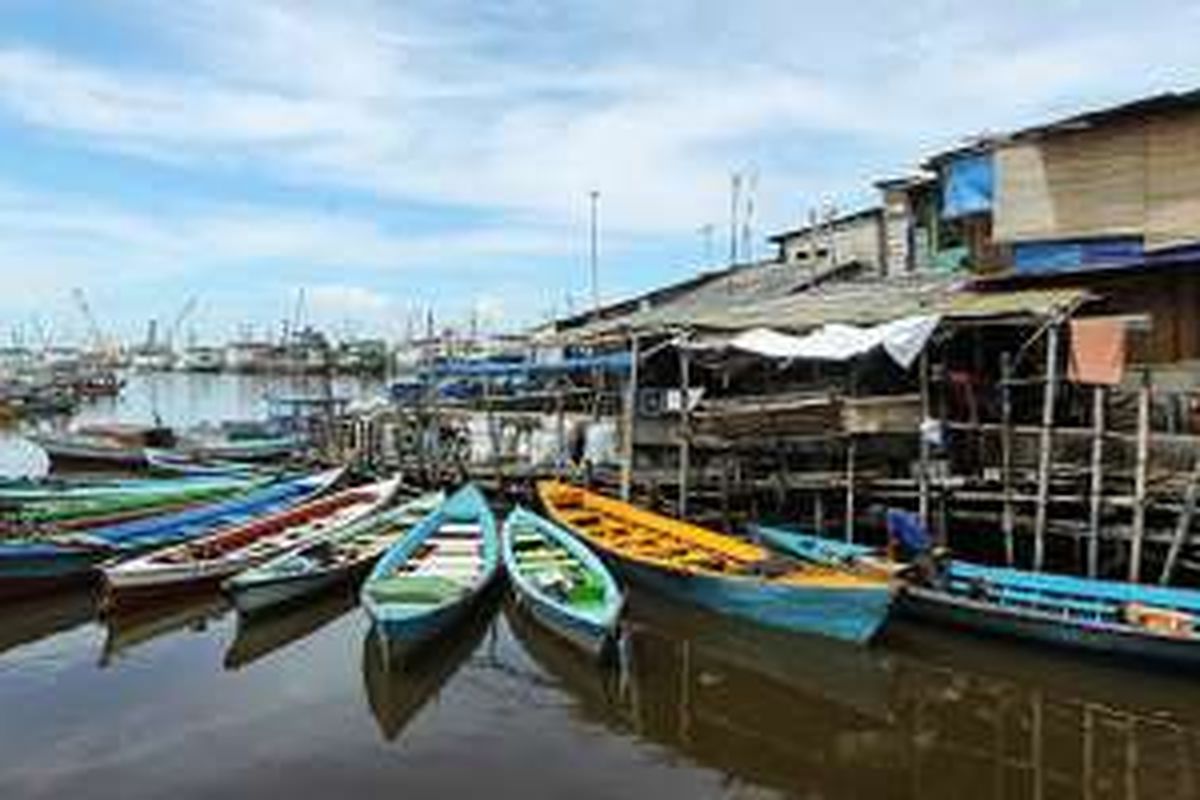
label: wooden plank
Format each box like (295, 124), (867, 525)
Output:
(1033, 324), (1060, 571)
(1087, 386), (1105, 578)
(1130, 373), (1151, 582)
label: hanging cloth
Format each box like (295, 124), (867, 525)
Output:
(1068, 317), (1126, 385)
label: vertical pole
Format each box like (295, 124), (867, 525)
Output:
(1001, 353), (1015, 566)
(844, 436), (857, 542)
(1033, 323), (1060, 572)
(554, 380), (565, 480)
(677, 338), (691, 517)
(1088, 386), (1106, 578)
(589, 190), (600, 314)
(813, 490), (825, 536)
(1159, 456), (1200, 586)
(620, 334), (639, 501)
(1130, 371), (1151, 582)
(918, 350), (931, 528)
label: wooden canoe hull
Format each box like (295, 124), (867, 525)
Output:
(900, 586), (1200, 667)
(369, 574), (500, 657)
(511, 588), (612, 658)
(607, 556), (889, 644)
(228, 564), (362, 616)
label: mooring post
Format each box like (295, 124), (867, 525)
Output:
(620, 333), (639, 501)
(1087, 385), (1106, 577)
(1130, 370), (1151, 582)
(677, 336), (691, 517)
(1001, 352), (1015, 566)
(1033, 322), (1060, 572)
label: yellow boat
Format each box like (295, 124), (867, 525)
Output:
(537, 481), (893, 644)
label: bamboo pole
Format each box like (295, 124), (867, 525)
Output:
(620, 334), (639, 501)
(1087, 386), (1106, 578)
(844, 436), (857, 542)
(1033, 323), (1060, 572)
(918, 351), (931, 528)
(1130, 372), (1151, 582)
(1001, 353), (1015, 566)
(1160, 457), (1200, 586)
(677, 339), (691, 517)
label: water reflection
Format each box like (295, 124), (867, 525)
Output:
(361, 600), (497, 742)
(0, 587), (95, 658)
(224, 588), (359, 671)
(100, 592), (229, 666)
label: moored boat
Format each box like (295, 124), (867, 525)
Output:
(756, 524), (1200, 667)
(502, 505), (622, 657)
(537, 482), (893, 644)
(362, 484), (501, 656)
(225, 490), (444, 616)
(0, 471), (342, 599)
(102, 474), (398, 608)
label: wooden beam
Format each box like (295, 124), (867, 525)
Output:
(620, 334), (639, 501)
(918, 350), (931, 528)
(1087, 385), (1106, 578)
(1033, 323), (1060, 572)
(1130, 372), (1151, 582)
(1001, 352), (1015, 566)
(1160, 454), (1200, 585)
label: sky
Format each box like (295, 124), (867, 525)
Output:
(0, 0), (1198, 346)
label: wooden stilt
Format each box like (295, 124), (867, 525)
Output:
(620, 334), (640, 501)
(1001, 353), (1015, 566)
(813, 490), (825, 537)
(1130, 372), (1151, 582)
(677, 339), (691, 517)
(918, 351), (931, 528)
(1160, 455), (1200, 585)
(845, 436), (857, 543)
(1033, 323), (1061, 572)
(1088, 386), (1106, 578)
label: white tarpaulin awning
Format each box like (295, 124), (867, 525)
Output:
(728, 315), (940, 370)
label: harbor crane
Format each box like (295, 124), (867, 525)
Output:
(71, 287), (113, 357)
(165, 296), (198, 350)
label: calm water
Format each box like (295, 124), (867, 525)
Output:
(1, 585), (1199, 800)
(3, 373), (1200, 798)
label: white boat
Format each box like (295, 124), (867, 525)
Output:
(103, 474), (400, 608)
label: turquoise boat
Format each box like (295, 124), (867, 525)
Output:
(502, 506), (623, 658)
(0, 470), (341, 597)
(362, 484), (501, 656)
(756, 524), (1200, 667)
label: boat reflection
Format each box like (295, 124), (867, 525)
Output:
(100, 592), (229, 666)
(362, 598), (497, 742)
(506, 585), (1200, 799)
(224, 587), (358, 671)
(0, 587), (97, 658)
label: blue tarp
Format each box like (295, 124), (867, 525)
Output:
(1014, 238), (1200, 275)
(420, 352), (632, 379)
(941, 153), (994, 219)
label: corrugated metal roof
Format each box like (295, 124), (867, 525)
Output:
(560, 274), (1089, 340)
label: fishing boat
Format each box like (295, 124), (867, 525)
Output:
(502, 505), (623, 657)
(0, 471), (341, 598)
(0, 473), (253, 503)
(103, 474), (398, 607)
(362, 484), (501, 655)
(225, 490), (444, 616)
(145, 448), (266, 478)
(537, 482), (893, 644)
(757, 525), (1200, 667)
(27, 431), (149, 469)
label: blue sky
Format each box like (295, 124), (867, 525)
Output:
(0, 0), (1198, 345)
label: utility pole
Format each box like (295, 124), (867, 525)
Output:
(728, 172), (742, 267)
(589, 189), (601, 314)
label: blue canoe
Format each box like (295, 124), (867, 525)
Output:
(502, 506), (623, 658)
(0, 469), (343, 594)
(756, 524), (1200, 667)
(362, 484), (502, 655)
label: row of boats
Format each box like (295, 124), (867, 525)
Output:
(3, 465), (1200, 667)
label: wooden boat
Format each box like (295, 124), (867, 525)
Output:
(757, 525), (1200, 667)
(537, 482), (892, 644)
(362, 484), (501, 655)
(225, 490), (444, 616)
(103, 474), (398, 607)
(224, 589), (358, 670)
(753, 524), (903, 579)
(101, 593), (229, 667)
(0, 471), (342, 598)
(27, 431), (150, 469)
(0, 473), (257, 504)
(145, 448), (266, 478)
(502, 505), (623, 657)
